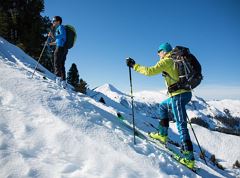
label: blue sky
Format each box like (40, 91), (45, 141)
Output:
(43, 0), (240, 100)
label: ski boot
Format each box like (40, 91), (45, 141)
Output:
(178, 140), (195, 169)
(149, 132), (167, 144)
(181, 150), (195, 169)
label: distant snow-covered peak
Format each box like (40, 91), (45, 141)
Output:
(94, 83), (126, 97)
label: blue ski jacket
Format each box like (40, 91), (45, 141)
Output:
(55, 25), (66, 47)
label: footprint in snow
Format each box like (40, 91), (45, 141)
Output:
(28, 168), (40, 177)
(51, 96), (63, 101)
(62, 163), (79, 173)
(0, 87), (14, 105)
(25, 125), (35, 134)
(0, 123), (12, 136)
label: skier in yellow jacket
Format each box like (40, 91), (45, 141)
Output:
(126, 42), (195, 169)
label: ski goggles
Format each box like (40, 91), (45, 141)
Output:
(52, 18), (56, 23)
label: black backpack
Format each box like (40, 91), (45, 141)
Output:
(167, 46), (203, 93)
(64, 25), (77, 49)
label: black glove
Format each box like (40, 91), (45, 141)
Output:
(126, 57), (135, 68)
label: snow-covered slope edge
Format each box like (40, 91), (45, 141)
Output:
(0, 36), (55, 80)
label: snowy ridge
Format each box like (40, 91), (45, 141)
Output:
(0, 36), (55, 80)
(208, 100), (240, 118)
(0, 36), (240, 177)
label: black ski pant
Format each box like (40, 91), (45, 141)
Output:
(54, 46), (68, 80)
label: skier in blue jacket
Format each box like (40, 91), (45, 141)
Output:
(48, 16), (68, 88)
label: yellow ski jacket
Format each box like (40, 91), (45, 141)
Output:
(133, 53), (190, 97)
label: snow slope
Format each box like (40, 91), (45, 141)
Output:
(0, 64), (166, 178)
(0, 36), (239, 177)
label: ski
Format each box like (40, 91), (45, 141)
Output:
(116, 112), (148, 140)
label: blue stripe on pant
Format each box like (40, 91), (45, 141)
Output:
(158, 92), (192, 143)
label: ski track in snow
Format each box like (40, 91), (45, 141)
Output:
(0, 36), (240, 177)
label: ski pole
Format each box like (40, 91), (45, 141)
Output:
(187, 115), (208, 165)
(31, 36), (50, 78)
(128, 67), (136, 145)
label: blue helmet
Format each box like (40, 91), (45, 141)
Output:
(158, 43), (172, 53)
